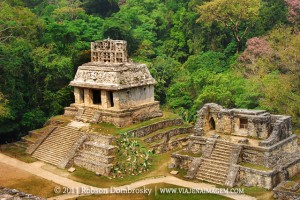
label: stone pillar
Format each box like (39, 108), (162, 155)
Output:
(84, 88), (92, 106)
(101, 90), (108, 108)
(149, 85), (155, 102)
(74, 87), (80, 104)
(113, 91), (120, 109)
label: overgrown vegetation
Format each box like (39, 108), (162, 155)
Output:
(112, 132), (154, 178)
(0, 0), (299, 143)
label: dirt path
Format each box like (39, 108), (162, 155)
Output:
(0, 153), (256, 200)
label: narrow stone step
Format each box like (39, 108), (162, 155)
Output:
(216, 143), (233, 148)
(197, 170), (227, 181)
(77, 151), (114, 164)
(33, 154), (62, 165)
(83, 142), (116, 155)
(202, 158), (229, 165)
(200, 163), (228, 173)
(214, 145), (233, 151)
(211, 148), (232, 155)
(210, 154), (231, 161)
(198, 168), (228, 177)
(196, 175), (225, 185)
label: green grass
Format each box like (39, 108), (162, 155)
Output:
(1, 145), (37, 163)
(291, 173), (300, 182)
(46, 115), (73, 126)
(6, 176), (61, 198)
(143, 124), (191, 140)
(72, 183), (233, 200)
(242, 186), (274, 200)
(239, 162), (272, 171)
(175, 150), (202, 157)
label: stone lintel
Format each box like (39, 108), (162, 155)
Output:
(70, 81), (156, 90)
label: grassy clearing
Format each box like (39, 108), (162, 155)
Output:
(242, 187), (274, 200)
(0, 145), (36, 163)
(0, 162), (61, 198)
(72, 183), (233, 200)
(6, 176), (61, 198)
(239, 162), (272, 171)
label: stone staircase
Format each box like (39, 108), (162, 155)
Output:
(32, 126), (83, 167)
(74, 134), (116, 176)
(14, 126), (55, 150)
(78, 108), (95, 123)
(196, 140), (234, 185)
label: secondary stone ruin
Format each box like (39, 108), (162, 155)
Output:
(64, 38), (162, 127)
(171, 103), (300, 190)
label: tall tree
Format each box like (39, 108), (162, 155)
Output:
(196, 0), (261, 52)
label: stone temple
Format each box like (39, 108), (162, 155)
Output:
(25, 39), (170, 175)
(65, 39), (162, 127)
(171, 103), (300, 190)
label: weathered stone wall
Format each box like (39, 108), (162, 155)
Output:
(64, 106), (78, 117)
(259, 115), (292, 147)
(241, 145), (266, 166)
(116, 85), (155, 109)
(128, 118), (183, 137)
(74, 133), (116, 176)
(284, 157), (300, 179)
(171, 153), (195, 170)
(151, 136), (189, 154)
(264, 135), (298, 167)
(72, 101), (162, 127)
(87, 133), (115, 145)
(182, 143), (300, 189)
(241, 135), (298, 168)
(216, 113), (233, 134)
(237, 166), (281, 189)
(144, 127), (193, 143)
(194, 103), (222, 135)
(187, 135), (207, 154)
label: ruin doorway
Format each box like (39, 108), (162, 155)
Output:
(107, 91), (114, 107)
(92, 90), (101, 105)
(209, 117), (216, 130)
(79, 88), (84, 104)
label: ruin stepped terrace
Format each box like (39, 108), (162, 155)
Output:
(171, 103), (300, 189)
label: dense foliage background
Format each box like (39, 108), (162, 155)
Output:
(0, 0), (299, 143)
